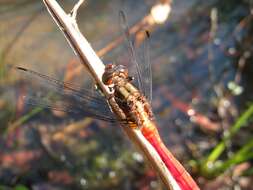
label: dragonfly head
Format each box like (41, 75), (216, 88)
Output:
(102, 63), (129, 86)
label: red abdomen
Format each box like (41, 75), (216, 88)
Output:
(141, 123), (200, 190)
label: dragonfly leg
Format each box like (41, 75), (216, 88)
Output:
(108, 97), (127, 120)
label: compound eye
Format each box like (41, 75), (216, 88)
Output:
(106, 63), (115, 70)
(103, 69), (116, 85)
(103, 64), (116, 85)
(102, 73), (111, 85)
(106, 78), (113, 85)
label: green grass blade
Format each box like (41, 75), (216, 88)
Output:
(206, 103), (253, 163)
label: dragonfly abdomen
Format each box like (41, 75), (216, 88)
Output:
(147, 133), (200, 190)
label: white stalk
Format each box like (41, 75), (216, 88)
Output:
(42, 1), (180, 189)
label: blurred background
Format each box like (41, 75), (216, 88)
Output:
(0, 0), (253, 189)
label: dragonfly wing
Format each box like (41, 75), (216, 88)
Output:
(140, 31), (152, 102)
(23, 95), (118, 123)
(16, 66), (117, 123)
(118, 12), (152, 102)
(119, 11), (144, 94)
(16, 66), (106, 105)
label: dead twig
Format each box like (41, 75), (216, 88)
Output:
(42, 0), (178, 189)
(64, 1), (172, 83)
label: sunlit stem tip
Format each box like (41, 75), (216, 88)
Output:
(150, 3), (171, 24)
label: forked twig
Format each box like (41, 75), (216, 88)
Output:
(42, 0), (178, 189)
(70, 0), (85, 20)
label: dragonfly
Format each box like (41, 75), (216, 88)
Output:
(16, 10), (200, 190)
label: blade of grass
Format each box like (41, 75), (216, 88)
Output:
(206, 103), (253, 163)
(6, 83), (55, 135)
(199, 104), (253, 178)
(6, 106), (44, 135)
(211, 138), (253, 177)
(0, 52), (6, 82)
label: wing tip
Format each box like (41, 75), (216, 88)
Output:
(16, 66), (28, 72)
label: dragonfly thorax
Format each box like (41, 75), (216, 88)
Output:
(102, 63), (131, 87)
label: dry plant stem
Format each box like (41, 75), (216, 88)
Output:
(70, 0), (85, 20)
(65, 1), (172, 82)
(42, 0), (110, 97)
(52, 118), (93, 142)
(42, 0), (179, 189)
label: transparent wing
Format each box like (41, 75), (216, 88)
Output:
(118, 11), (152, 102)
(119, 11), (144, 94)
(16, 66), (105, 105)
(16, 66), (118, 123)
(141, 31), (152, 102)
(24, 95), (118, 123)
